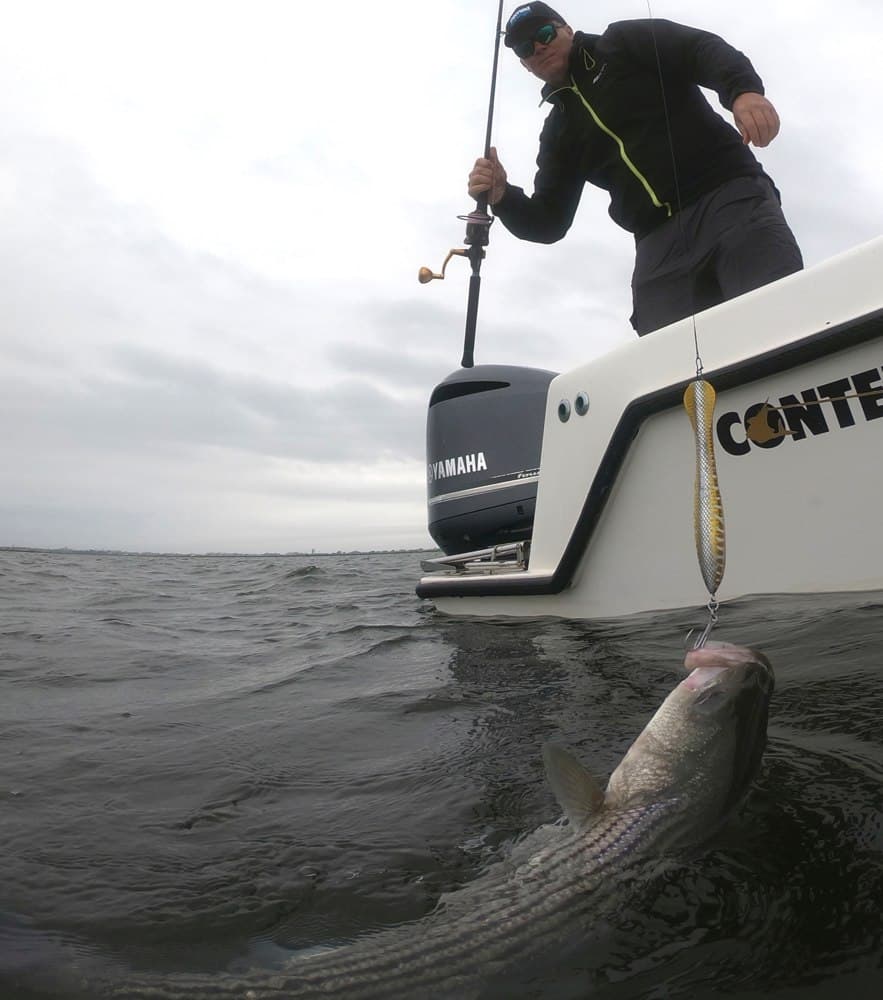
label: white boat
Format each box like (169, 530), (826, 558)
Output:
(417, 236), (883, 620)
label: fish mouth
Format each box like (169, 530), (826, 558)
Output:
(682, 663), (729, 690)
(682, 642), (771, 691)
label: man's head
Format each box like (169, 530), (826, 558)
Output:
(504, 3), (574, 84)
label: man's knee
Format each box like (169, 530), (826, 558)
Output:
(717, 216), (803, 298)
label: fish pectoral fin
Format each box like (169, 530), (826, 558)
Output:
(542, 743), (605, 830)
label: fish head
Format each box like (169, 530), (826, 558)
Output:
(604, 642), (774, 829)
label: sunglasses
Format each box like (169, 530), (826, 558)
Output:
(513, 23), (558, 59)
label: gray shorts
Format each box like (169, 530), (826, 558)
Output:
(630, 175), (803, 336)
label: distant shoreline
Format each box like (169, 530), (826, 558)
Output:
(0, 546), (437, 558)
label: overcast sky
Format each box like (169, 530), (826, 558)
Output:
(2, 0), (881, 553)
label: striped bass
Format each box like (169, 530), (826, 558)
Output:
(12, 642), (774, 998)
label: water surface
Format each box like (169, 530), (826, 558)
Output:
(1, 550), (880, 997)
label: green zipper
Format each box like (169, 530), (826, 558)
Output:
(567, 78), (672, 218)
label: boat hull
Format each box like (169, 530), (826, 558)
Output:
(418, 237), (883, 619)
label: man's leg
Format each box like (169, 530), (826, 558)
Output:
(630, 223), (698, 336)
(712, 178), (803, 299)
(630, 177), (803, 336)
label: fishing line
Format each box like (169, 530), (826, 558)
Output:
(645, 2), (725, 645)
(644, 0), (703, 376)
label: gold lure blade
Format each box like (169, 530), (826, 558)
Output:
(684, 380), (726, 595)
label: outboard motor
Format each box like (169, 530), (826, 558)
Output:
(426, 364), (557, 555)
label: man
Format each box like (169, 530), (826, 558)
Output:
(468, 2), (803, 335)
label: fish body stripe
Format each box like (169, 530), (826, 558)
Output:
(112, 800), (684, 999)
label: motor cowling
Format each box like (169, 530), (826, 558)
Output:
(426, 364), (557, 555)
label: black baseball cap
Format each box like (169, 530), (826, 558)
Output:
(504, 3), (567, 48)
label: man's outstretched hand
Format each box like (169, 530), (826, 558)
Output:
(733, 92), (780, 147)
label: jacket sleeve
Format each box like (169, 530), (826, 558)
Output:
(491, 115), (585, 244)
(606, 18), (765, 110)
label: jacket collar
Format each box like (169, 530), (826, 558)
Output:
(539, 31), (599, 103)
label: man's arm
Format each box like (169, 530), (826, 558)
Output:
(609, 18), (781, 146)
(468, 130), (585, 245)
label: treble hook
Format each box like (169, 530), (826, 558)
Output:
(686, 597), (719, 650)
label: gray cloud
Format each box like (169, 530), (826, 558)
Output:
(3, 343), (426, 464)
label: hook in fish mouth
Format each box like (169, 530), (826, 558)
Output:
(682, 641), (773, 693)
(681, 644), (769, 691)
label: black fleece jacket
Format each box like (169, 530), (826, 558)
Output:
(493, 19), (769, 241)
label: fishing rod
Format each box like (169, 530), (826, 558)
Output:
(418, 0), (505, 369)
